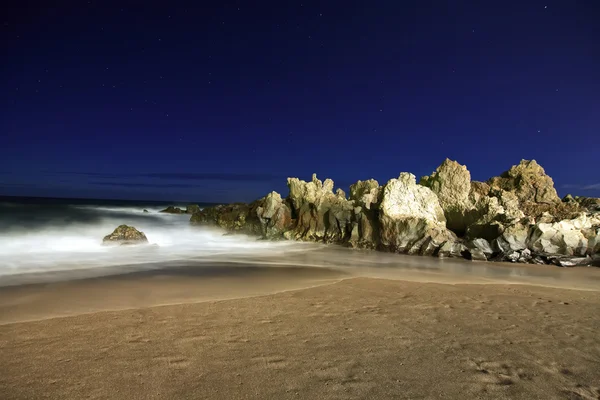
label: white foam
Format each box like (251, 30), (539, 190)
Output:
(0, 205), (311, 277)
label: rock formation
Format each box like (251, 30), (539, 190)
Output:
(285, 174), (354, 243)
(379, 173), (455, 255)
(187, 159), (600, 267)
(186, 204), (201, 214)
(160, 206), (185, 214)
(420, 159), (472, 235)
(487, 159), (560, 205)
(102, 225), (148, 245)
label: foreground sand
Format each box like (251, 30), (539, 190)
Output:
(1, 274), (600, 400)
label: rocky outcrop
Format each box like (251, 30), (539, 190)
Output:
(160, 206), (184, 214)
(563, 195), (600, 214)
(379, 173), (455, 255)
(348, 179), (381, 248)
(186, 204), (201, 214)
(102, 225), (148, 245)
(190, 202), (262, 236)
(528, 213), (600, 256)
(420, 159), (472, 235)
(285, 174), (354, 243)
(487, 159), (560, 205)
(187, 159), (600, 267)
(256, 192), (293, 239)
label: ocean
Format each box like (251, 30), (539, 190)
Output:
(0, 196), (312, 281)
(1, 196), (598, 291)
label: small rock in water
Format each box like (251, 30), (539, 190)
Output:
(102, 225), (149, 246)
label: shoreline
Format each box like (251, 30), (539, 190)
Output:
(2, 250), (600, 325)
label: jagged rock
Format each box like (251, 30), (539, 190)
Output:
(537, 212), (555, 224)
(492, 190), (524, 222)
(575, 197), (600, 213)
(256, 191), (293, 239)
(185, 162), (598, 268)
(464, 194), (506, 241)
(160, 206), (184, 214)
(548, 255), (593, 267)
(348, 179), (381, 248)
(469, 181), (491, 201)
(529, 213), (600, 256)
(286, 174), (355, 243)
(143, 209), (149, 213)
(467, 238), (494, 258)
(190, 202), (261, 236)
(186, 204), (201, 214)
(521, 201), (581, 222)
(190, 204), (223, 225)
(505, 251), (520, 263)
(491, 221), (531, 253)
(469, 248), (487, 261)
(379, 173), (454, 254)
(518, 248), (532, 263)
(349, 179), (380, 210)
(586, 226), (600, 254)
(381, 173), (446, 223)
(437, 241), (468, 258)
(563, 194), (576, 203)
(102, 225), (148, 245)
(487, 159), (560, 205)
(347, 206), (378, 249)
(420, 159), (472, 235)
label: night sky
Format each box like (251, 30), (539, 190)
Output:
(2, 1), (599, 203)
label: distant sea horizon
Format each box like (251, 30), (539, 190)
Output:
(0, 194), (221, 207)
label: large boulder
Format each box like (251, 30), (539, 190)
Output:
(420, 159), (472, 235)
(379, 173), (455, 254)
(102, 225), (149, 245)
(487, 159), (560, 205)
(285, 174), (355, 243)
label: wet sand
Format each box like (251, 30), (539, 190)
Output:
(1, 250), (600, 399)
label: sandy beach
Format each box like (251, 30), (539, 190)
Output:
(1, 261), (600, 400)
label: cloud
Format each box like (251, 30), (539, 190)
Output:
(52, 171), (283, 182)
(143, 172), (282, 181)
(89, 181), (193, 188)
(583, 183), (600, 190)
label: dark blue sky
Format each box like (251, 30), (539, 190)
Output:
(2, 1), (599, 202)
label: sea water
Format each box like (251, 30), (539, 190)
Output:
(0, 196), (312, 277)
